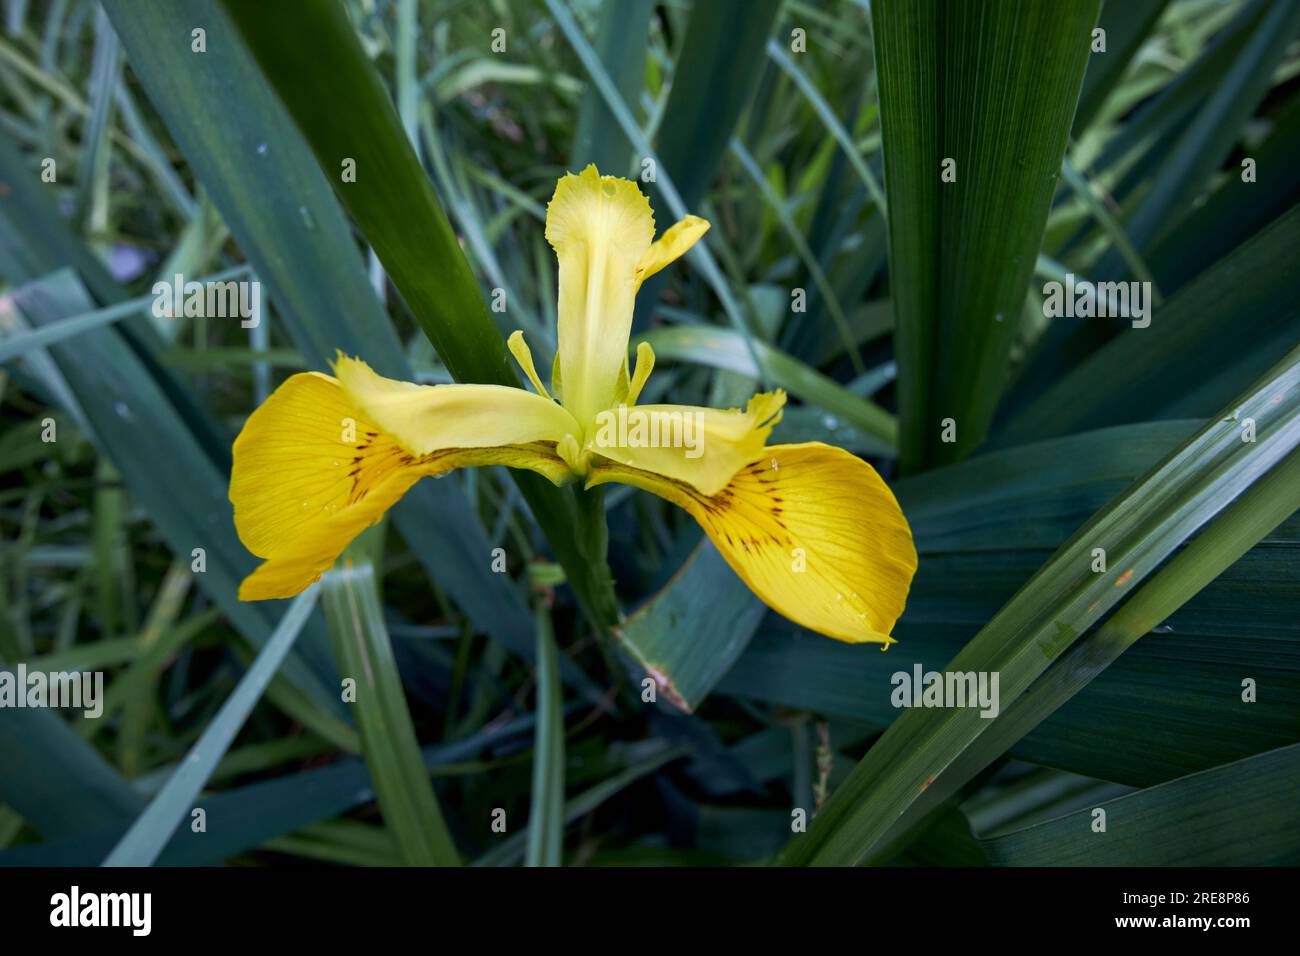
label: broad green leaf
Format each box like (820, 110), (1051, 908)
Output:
(868, 442), (1300, 860)
(983, 744), (1300, 865)
(872, 0), (1099, 472)
(0, 706), (142, 839)
(618, 539), (766, 712)
(776, 345), (1300, 864)
(647, 0), (782, 211)
(1145, 95), (1300, 293)
(999, 205), (1300, 445)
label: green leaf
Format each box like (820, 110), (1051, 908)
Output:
(0, 706), (142, 839)
(999, 205), (1300, 445)
(776, 344), (1300, 864)
(569, 0), (654, 174)
(525, 605), (564, 867)
(1072, 0), (1172, 134)
(320, 547), (459, 866)
(1091, 0), (1300, 277)
(0, 717), (537, 866)
(103, 588), (318, 866)
(618, 539), (766, 712)
(474, 741), (687, 867)
(647, 0), (782, 211)
(983, 744), (1300, 865)
(867, 440), (1300, 860)
(871, 0), (1100, 471)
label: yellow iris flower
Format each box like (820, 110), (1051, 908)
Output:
(229, 165), (916, 645)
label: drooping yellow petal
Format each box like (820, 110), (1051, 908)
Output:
(587, 442), (916, 644)
(587, 391), (786, 497)
(634, 215), (710, 290)
(231, 372), (571, 600)
(333, 353), (581, 456)
(545, 165), (654, 424)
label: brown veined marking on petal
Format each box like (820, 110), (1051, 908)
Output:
(346, 439), (571, 506)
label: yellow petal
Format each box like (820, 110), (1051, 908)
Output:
(587, 391), (785, 496)
(634, 215), (710, 290)
(231, 372), (571, 600)
(545, 164), (654, 424)
(333, 353), (581, 456)
(587, 442), (916, 644)
(625, 341), (655, 405)
(507, 330), (551, 399)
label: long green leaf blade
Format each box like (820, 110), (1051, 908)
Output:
(873, 0), (1099, 471)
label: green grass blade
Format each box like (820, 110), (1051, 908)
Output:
(321, 547), (459, 866)
(525, 605), (564, 867)
(475, 742), (687, 867)
(766, 40), (886, 217)
(102, 588), (318, 867)
(872, 0), (1099, 472)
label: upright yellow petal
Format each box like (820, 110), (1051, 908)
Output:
(634, 215), (710, 290)
(588, 442), (916, 644)
(588, 391), (785, 496)
(231, 371), (571, 600)
(333, 354), (581, 455)
(545, 165), (654, 424)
